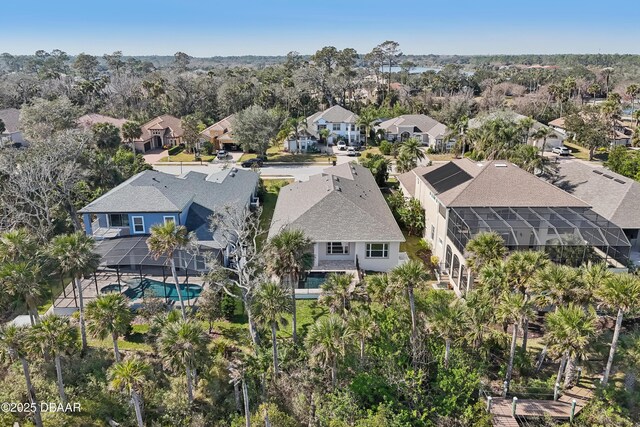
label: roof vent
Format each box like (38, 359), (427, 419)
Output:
(334, 176), (340, 182)
(495, 163), (508, 168)
(231, 167), (238, 173)
(335, 186), (341, 192)
(602, 174), (613, 179)
(593, 170), (603, 175)
(614, 178), (626, 184)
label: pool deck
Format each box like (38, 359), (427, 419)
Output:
(54, 270), (205, 310)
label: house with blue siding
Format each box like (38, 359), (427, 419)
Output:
(79, 168), (259, 266)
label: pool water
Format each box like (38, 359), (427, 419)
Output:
(123, 278), (202, 301)
(299, 272), (344, 289)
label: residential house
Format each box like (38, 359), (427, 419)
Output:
(77, 113), (127, 131)
(132, 114), (184, 153)
(0, 108), (26, 146)
(398, 159), (630, 294)
(469, 110), (565, 151)
(79, 168), (259, 269)
(200, 115), (239, 151)
(376, 114), (452, 150)
(548, 116), (632, 146)
(551, 160), (640, 264)
(306, 105), (363, 146)
(269, 163), (406, 278)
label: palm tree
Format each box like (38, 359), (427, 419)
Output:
(306, 315), (352, 388)
(465, 232), (506, 275)
(398, 137), (425, 164)
(0, 261), (44, 325)
(86, 294), (133, 362)
(109, 358), (150, 427)
(252, 281), (292, 376)
(463, 290), (494, 350)
(545, 304), (597, 387)
(30, 315), (78, 405)
(596, 273), (640, 386)
(365, 273), (393, 307)
(430, 298), (467, 368)
(319, 273), (356, 317)
(390, 260), (428, 347)
(579, 261), (612, 296)
(478, 261), (509, 303)
(348, 309), (376, 363)
(228, 357), (251, 427)
(532, 264), (585, 309)
(48, 232), (100, 352)
(356, 108), (377, 146)
(158, 319), (208, 404)
(266, 229), (313, 344)
(147, 221), (192, 320)
(497, 292), (534, 393)
(0, 228), (38, 263)
(626, 84), (639, 118)
(122, 120), (142, 155)
(395, 151), (417, 173)
(0, 325), (43, 427)
(530, 126), (555, 156)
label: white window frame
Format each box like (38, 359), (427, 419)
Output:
(131, 216), (145, 234)
(332, 123), (341, 131)
(431, 225), (435, 240)
(163, 216), (175, 225)
(326, 242), (349, 255)
(365, 243), (388, 259)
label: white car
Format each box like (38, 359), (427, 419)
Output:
(216, 150), (228, 160)
(337, 141), (347, 151)
(347, 146), (360, 157)
(552, 146), (571, 156)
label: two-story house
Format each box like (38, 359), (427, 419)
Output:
(376, 114), (452, 150)
(79, 168), (259, 268)
(306, 105), (363, 146)
(398, 159), (631, 295)
(269, 163), (406, 278)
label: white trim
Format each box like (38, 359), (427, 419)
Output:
(163, 216), (175, 225)
(131, 216), (145, 234)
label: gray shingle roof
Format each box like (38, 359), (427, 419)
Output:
(551, 161), (640, 229)
(417, 159), (589, 208)
(377, 114), (449, 138)
(269, 163), (404, 242)
(80, 169), (259, 246)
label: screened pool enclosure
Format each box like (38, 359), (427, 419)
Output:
(447, 206), (631, 267)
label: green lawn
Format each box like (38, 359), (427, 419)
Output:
(88, 324), (153, 353)
(561, 141), (608, 162)
(240, 152), (336, 164)
(400, 232), (424, 261)
(158, 152), (217, 162)
(258, 179), (293, 247)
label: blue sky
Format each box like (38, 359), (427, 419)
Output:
(2, 0), (639, 56)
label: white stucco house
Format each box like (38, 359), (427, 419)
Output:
(376, 114), (453, 150)
(306, 105), (363, 146)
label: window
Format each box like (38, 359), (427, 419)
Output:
(109, 214), (129, 227)
(332, 123), (341, 131)
(132, 216), (145, 234)
(327, 242), (349, 255)
(350, 124), (356, 131)
(366, 243), (388, 258)
(163, 216), (175, 225)
(431, 225), (435, 240)
(317, 124), (327, 130)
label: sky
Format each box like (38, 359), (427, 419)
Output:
(2, 0), (639, 57)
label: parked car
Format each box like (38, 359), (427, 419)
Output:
(552, 146), (571, 156)
(217, 150), (228, 160)
(241, 158), (263, 168)
(347, 147), (361, 157)
(337, 141), (347, 151)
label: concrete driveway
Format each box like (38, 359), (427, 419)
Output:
(143, 149), (168, 164)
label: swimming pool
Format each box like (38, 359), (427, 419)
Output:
(100, 284), (126, 294)
(123, 278), (203, 301)
(299, 272), (344, 289)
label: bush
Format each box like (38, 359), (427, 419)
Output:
(221, 294), (236, 320)
(168, 145), (183, 156)
(379, 140), (393, 155)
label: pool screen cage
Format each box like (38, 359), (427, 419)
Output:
(95, 236), (210, 275)
(447, 206), (631, 267)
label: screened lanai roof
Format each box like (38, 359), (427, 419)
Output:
(450, 206), (631, 250)
(94, 236), (207, 273)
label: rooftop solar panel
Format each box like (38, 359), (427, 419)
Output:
(422, 162), (473, 194)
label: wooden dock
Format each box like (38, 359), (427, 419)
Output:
(489, 386), (593, 426)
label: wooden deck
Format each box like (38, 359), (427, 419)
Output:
(489, 386), (593, 426)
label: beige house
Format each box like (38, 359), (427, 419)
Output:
(200, 115), (239, 151)
(376, 114), (452, 150)
(549, 116), (632, 146)
(133, 115), (184, 153)
(398, 159), (631, 295)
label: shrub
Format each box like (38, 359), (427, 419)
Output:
(379, 140), (393, 155)
(168, 145), (183, 156)
(202, 140), (215, 155)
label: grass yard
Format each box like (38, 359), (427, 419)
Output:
(561, 141), (608, 162)
(88, 324), (153, 353)
(258, 178), (293, 247)
(240, 151), (336, 164)
(400, 232), (424, 261)
(158, 152), (217, 162)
